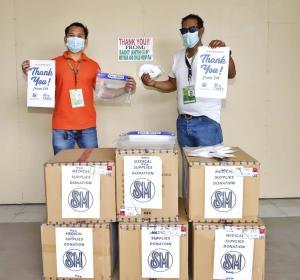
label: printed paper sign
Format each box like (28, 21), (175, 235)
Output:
(195, 46), (230, 99)
(56, 227), (94, 278)
(118, 37), (153, 61)
(61, 166), (100, 218)
(142, 225), (180, 278)
(213, 227), (254, 280)
(27, 60), (55, 107)
(204, 166), (244, 219)
(124, 156), (162, 216)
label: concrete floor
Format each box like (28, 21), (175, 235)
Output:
(0, 199), (299, 279)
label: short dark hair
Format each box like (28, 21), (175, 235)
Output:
(181, 14), (204, 28)
(65, 22), (89, 38)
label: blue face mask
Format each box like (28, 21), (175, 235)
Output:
(66, 37), (85, 53)
(182, 32), (199, 48)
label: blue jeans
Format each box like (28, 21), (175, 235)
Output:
(177, 115), (223, 147)
(52, 127), (98, 155)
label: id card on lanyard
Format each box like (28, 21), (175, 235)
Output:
(67, 59), (85, 108)
(183, 53), (196, 104)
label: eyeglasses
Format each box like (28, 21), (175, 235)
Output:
(179, 26), (199, 35)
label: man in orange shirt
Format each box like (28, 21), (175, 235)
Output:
(22, 22), (136, 154)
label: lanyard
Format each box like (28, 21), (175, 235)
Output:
(66, 59), (82, 88)
(185, 52), (197, 84)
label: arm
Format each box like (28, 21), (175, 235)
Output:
(209, 40), (236, 79)
(141, 73), (177, 92)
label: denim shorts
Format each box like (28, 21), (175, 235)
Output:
(52, 127), (98, 155)
(176, 115), (223, 147)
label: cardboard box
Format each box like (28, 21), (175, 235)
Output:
(45, 148), (116, 223)
(183, 147), (260, 223)
(116, 149), (178, 222)
(192, 219), (266, 280)
(41, 222), (117, 279)
(119, 200), (188, 280)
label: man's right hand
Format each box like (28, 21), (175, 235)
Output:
(141, 73), (156, 88)
(21, 60), (30, 76)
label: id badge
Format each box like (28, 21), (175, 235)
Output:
(183, 85), (196, 104)
(69, 89), (84, 108)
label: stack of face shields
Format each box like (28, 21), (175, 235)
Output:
(94, 72), (131, 103)
(116, 131), (176, 149)
(185, 145), (235, 159)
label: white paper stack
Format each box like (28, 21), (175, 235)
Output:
(186, 144), (235, 159)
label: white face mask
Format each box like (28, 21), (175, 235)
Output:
(182, 32), (200, 48)
(66, 37), (85, 53)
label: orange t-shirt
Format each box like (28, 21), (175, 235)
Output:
(52, 51), (100, 129)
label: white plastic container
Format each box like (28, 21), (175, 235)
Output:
(116, 131), (176, 149)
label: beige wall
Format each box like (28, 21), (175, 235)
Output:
(1, 0), (299, 203)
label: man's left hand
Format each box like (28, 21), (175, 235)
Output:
(209, 40), (226, 48)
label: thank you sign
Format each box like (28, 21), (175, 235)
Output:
(27, 60), (55, 107)
(118, 37), (153, 61)
(195, 46), (230, 99)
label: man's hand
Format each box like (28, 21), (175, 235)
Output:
(21, 60), (30, 76)
(209, 40), (226, 48)
(209, 40), (236, 78)
(141, 73), (156, 87)
(125, 76), (136, 94)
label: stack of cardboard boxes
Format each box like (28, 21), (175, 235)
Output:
(41, 148), (117, 279)
(40, 146), (265, 279)
(183, 147), (266, 280)
(116, 148), (189, 279)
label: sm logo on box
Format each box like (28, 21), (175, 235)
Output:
(148, 249), (173, 272)
(130, 178), (155, 203)
(68, 188), (94, 212)
(211, 188), (237, 212)
(63, 249), (87, 271)
(221, 251), (246, 274)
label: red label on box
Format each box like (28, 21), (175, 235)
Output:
(181, 226), (187, 232)
(259, 228), (265, 235)
(119, 210), (125, 216)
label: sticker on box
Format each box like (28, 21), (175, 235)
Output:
(124, 156), (162, 212)
(120, 205), (142, 216)
(164, 226), (187, 237)
(235, 167), (259, 177)
(61, 166), (100, 218)
(243, 228), (265, 239)
(142, 225), (180, 278)
(204, 166), (244, 219)
(213, 227), (254, 280)
(92, 165), (113, 176)
(56, 227), (94, 278)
